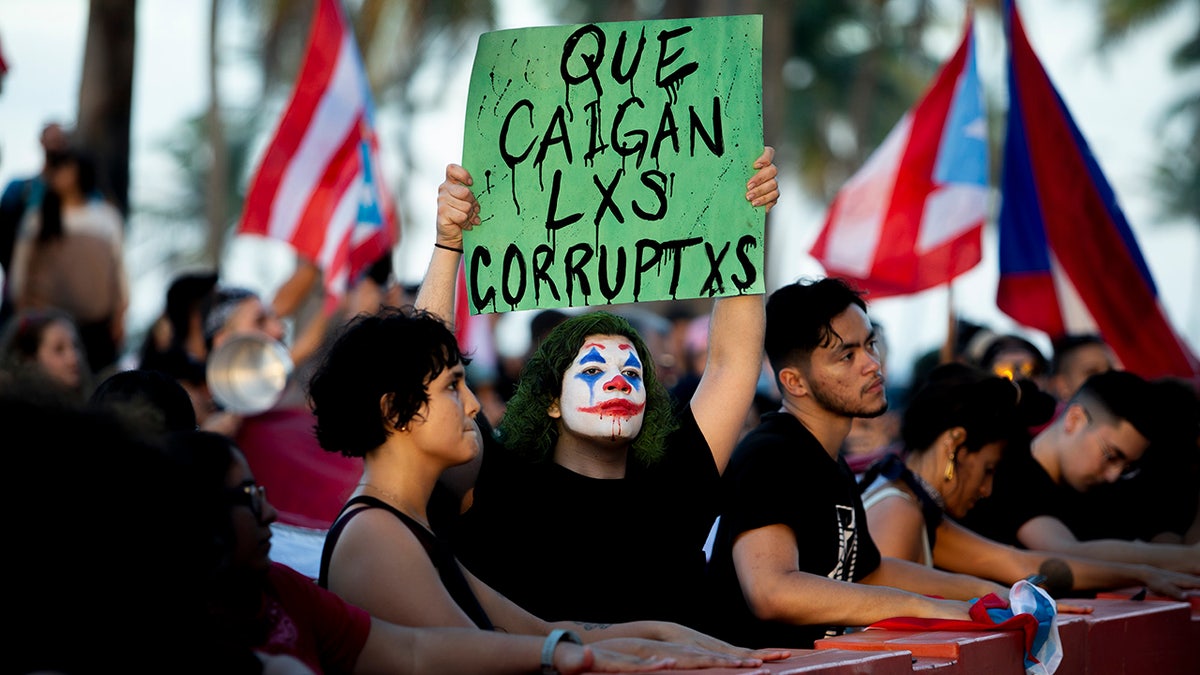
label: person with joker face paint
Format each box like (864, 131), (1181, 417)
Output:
(553, 337), (647, 446)
(419, 149), (779, 629)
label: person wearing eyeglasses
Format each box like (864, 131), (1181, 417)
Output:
(860, 363), (1200, 600)
(164, 429), (683, 675)
(1055, 376), (1200, 549)
(959, 370), (1200, 574)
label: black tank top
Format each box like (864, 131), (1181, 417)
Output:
(858, 453), (944, 550)
(318, 495), (494, 630)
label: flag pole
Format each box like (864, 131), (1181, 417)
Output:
(939, 0), (970, 366)
(941, 282), (957, 364)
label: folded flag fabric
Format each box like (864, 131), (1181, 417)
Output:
(1005, 580), (1063, 675)
(237, 0), (398, 311)
(809, 10), (987, 298)
(867, 579), (1061, 675)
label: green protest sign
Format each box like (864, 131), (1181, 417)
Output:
(462, 14), (764, 314)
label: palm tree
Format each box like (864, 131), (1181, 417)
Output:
(76, 0), (137, 218)
(1093, 0), (1200, 225)
(206, 0), (230, 266)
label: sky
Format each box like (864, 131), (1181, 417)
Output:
(0, 0), (1197, 386)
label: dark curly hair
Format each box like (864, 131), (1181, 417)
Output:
(498, 311), (677, 466)
(308, 307), (468, 458)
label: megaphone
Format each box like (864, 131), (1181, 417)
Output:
(206, 333), (294, 415)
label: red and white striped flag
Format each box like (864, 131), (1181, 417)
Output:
(237, 0), (397, 309)
(809, 12), (987, 298)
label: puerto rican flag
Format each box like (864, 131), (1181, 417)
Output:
(998, 0), (1199, 381)
(237, 0), (397, 309)
(809, 12), (987, 298)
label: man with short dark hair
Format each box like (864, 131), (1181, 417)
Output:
(1047, 334), (1115, 402)
(705, 277), (1002, 650)
(961, 370), (1200, 573)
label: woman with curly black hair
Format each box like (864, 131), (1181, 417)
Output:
(309, 306), (786, 670)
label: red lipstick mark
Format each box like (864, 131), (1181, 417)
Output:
(578, 399), (646, 418)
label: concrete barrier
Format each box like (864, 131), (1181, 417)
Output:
(583, 596), (1198, 674)
(762, 650), (916, 674)
(805, 597), (1197, 675)
(587, 649), (918, 675)
(1081, 593), (1198, 674)
(815, 628), (1026, 674)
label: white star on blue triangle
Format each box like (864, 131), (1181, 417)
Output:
(934, 31), (989, 188)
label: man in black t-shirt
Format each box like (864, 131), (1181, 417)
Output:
(960, 371), (1199, 573)
(706, 278), (1001, 649)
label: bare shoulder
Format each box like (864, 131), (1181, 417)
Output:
(325, 504), (454, 623)
(866, 486), (924, 525)
(865, 483), (921, 512)
(329, 505), (432, 578)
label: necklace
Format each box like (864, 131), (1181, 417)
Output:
(356, 482), (432, 530)
(907, 469), (947, 512)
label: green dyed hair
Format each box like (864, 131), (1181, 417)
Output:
(499, 311), (678, 466)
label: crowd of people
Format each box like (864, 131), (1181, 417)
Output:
(4, 132), (1199, 674)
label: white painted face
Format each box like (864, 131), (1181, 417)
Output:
(554, 335), (647, 443)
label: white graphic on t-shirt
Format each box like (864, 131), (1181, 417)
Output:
(825, 504), (860, 638)
(828, 504), (858, 582)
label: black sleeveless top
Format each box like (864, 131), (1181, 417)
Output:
(858, 453), (945, 549)
(318, 495), (494, 630)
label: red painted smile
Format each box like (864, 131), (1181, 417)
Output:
(578, 399), (646, 417)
